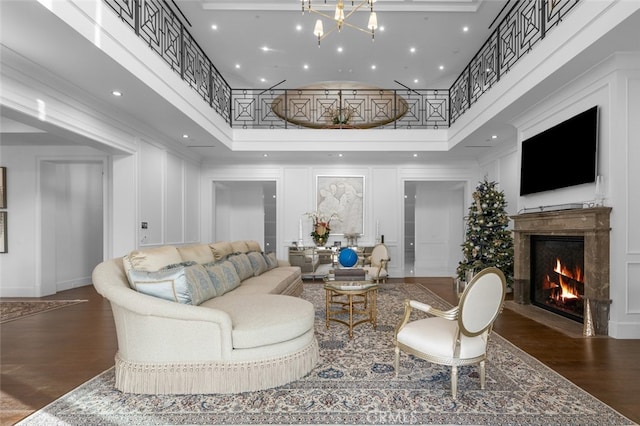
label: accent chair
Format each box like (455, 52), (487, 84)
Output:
(394, 267), (506, 399)
(362, 243), (389, 283)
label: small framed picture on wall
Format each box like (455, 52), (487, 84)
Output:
(0, 212), (6, 253)
(0, 167), (5, 209)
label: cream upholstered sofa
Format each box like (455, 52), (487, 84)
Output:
(92, 240), (319, 395)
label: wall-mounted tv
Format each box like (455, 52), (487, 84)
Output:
(520, 106), (599, 196)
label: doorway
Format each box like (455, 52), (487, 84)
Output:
(404, 181), (465, 277)
(40, 161), (104, 295)
(213, 181), (276, 250)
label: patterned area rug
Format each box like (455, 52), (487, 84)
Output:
(0, 300), (87, 323)
(17, 283), (634, 425)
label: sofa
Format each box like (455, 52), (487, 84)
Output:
(92, 240), (319, 395)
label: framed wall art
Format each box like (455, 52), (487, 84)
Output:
(0, 212), (6, 253)
(316, 175), (364, 235)
(0, 167), (5, 209)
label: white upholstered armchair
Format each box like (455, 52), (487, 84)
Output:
(362, 243), (389, 283)
(394, 267), (506, 399)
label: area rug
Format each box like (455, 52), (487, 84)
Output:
(0, 300), (87, 323)
(17, 283), (634, 425)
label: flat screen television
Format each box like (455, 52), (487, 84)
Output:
(520, 106), (599, 196)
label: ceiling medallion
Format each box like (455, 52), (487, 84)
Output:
(271, 82), (409, 129)
(302, 0), (378, 46)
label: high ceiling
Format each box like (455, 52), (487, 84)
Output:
(1, 1), (639, 165)
(175, 0), (509, 90)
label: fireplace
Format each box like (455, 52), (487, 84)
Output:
(531, 236), (585, 322)
(511, 207), (611, 335)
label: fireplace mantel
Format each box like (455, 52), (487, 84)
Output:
(510, 207), (612, 335)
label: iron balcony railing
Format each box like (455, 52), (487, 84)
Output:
(104, 0), (232, 124)
(104, 0), (580, 130)
(449, 0), (580, 123)
(231, 88), (449, 129)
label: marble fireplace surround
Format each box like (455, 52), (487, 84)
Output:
(511, 207), (612, 335)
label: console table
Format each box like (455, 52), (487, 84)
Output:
(288, 247), (334, 273)
(288, 246), (375, 279)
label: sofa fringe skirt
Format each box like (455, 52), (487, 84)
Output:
(114, 337), (320, 394)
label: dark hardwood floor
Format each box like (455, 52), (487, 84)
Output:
(1, 278), (639, 425)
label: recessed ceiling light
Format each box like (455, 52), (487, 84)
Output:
(439, 65), (444, 70)
(338, 153), (343, 157)
(337, 46), (343, 53)
(211, 24), (218, 30)
(379, 26), (385, 31)
(413, 153), (418, 157)
(182, 134), (189, 139)
(235, 63), (241, 69)
(296, 24), (302, 31)
(260, 78), (266, 83)
(491, 135), (498, 139)
(263, 153), (269, 157)
(261, 46), (269, 52)
(303, 64), (309, 70)
(111, 90), (122, 96)
(371, 64), (376, 70)
(463, 26), (469, 32)
(410, 47), (416, 53)
(413, 78), (419, 84)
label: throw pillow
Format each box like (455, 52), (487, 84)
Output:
(122, 245), (182, 274)
(247, 251), (268, 276)
(209, 241), (234, 261)
(263, 252), (279, 270)
(230, 240), (249, 253)
(176, 244), (215, 264)
(127, 263), (216, 305)
(203, 260), (241, 295)
(227, 253), (254, 281)
(245, 240), (262, 252)
(163, 260), (197, 269)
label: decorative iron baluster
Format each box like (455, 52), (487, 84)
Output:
(103, 0), (579, 130)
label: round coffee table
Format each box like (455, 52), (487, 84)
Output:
(324, 280), (378, 338)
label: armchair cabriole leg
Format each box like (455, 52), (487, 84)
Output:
(480, 360), (486, 390)
(451, 366), (458, 399)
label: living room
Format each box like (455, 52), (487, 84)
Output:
(2, 0), (639, 337)
(1, 0), (640, 423)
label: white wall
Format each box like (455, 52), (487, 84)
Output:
(202, 162), (479, 279)
(136, 139), (201, 249)
(511, 53), (640, 338)
(0, 145), (106, 297)
(0, 137), (201, 296)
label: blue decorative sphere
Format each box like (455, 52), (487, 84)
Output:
(338, 247), (358, 268)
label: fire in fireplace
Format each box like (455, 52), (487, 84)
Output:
(531, 236), (585, 322)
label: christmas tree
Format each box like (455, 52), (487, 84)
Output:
(457, 178), (514, 286)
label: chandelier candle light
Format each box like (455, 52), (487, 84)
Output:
(302, 0), (378, 46)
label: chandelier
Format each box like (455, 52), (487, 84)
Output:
(301, 0), (378, 46)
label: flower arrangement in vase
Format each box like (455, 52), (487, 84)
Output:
(305, 211), (339, 246)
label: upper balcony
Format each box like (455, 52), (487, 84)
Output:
(104, 0), (581, 131)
